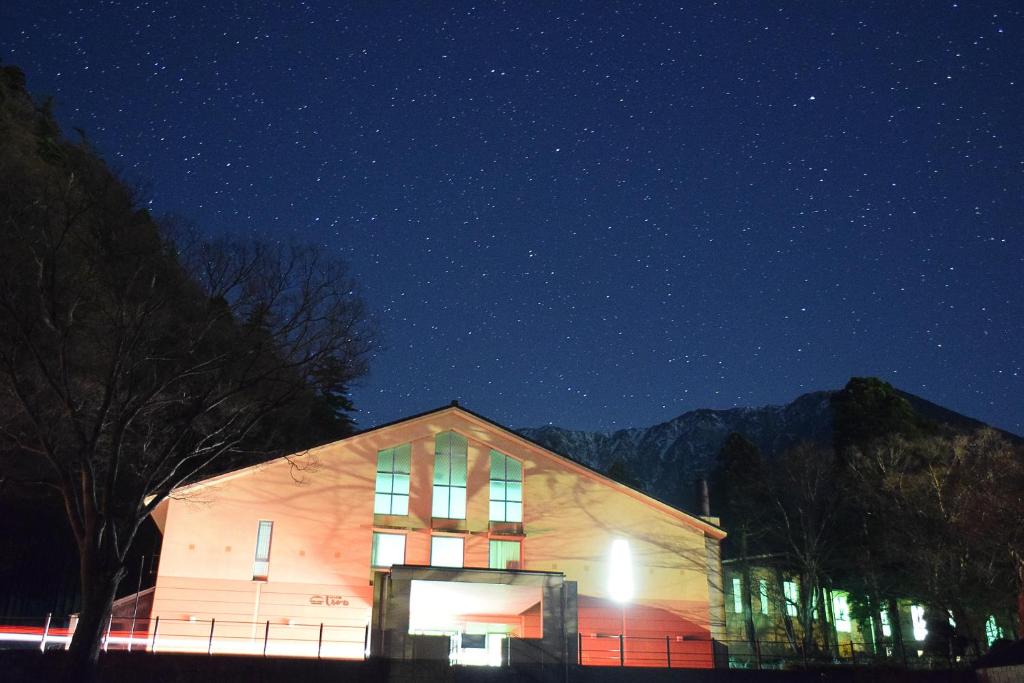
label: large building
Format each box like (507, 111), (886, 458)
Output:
(145, 403), (726, 667)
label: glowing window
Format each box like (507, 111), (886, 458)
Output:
(880, 609), (892, 637)
(732, 577), (743, 614)
(759, 579), (769, 614)
(911, 604), (928, 641)
(252, 520), (273, 580)
(489, 451), (523, 522)
(371, 532), (406, 568)
(783, 581), (799, 617)
(832, 592), (851, 632)
(489, 540), (522, 570)
(431, 536), (464, 568)
(608, 539), (633, 603)
(433, 432), (467, 519)
(985, 615), (1004, 646)
(375, 444), (411, 515)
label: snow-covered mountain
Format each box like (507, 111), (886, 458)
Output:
(517, 389), (999, 513)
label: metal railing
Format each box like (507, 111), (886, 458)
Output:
(0, 614), (369, 659)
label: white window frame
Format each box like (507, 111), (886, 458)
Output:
(430, 536), (465, 568)
(371, 532), (406, 568)
(252, 520), (273, 580)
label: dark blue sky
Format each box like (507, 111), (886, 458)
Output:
(3, 2), (1021, 433)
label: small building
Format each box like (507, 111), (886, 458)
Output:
(146, 403), (726, 667)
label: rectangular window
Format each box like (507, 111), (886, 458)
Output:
(489, 451), (523, 522)
(783, 581), (799, 617)
(832, 592), (851, 632)
(759, 579), (769, 614)
(371, 532), (406, 568)
(375, 444), (411, 515)
(732, 577), (742, 614)
(880, 609), (892, 637)
(253, 520), (273, 580)
(431, 536), (464, 568)
(433, 432), (467, 519)
(911, 604), (928, 641)
(489, 540), (522, 570)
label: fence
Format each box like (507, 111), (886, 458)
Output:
(0, 614), (368, 659)
(0, 616), (977, 671)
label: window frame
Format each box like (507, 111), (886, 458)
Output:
(374, 444), (411, 516)
(488, 539), (522, 570)
(432, 432), (468, 520)
(488, 450), (523, 523)
(371, 531), (407, 568)
(430, 535), (465, 568)
(252, 520), (274, 581)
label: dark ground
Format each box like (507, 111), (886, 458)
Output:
(0, 651), (982, 683)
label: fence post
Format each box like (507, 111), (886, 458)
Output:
(755, 635), (762, 670)
(317, 623), (323, 659)
(665, 635), (671, 668)
(364, 623), (369, 658)
(103, 613), (113, 652)
(207, 618), (215, 655)
(577, 632), (582, 665)
(619, 634), (625, 667)
(263, 620), (270, 656)
(40, 613), (52, 653)
(150, 616), (160, 653)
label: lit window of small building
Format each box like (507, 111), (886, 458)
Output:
(375, 444), (411, 515)
(783, 580), (799, 617)
(832, 592), (851, 632)
(371, 532), (406, 567)
(985, 615), (1004, 646)
(732, 577), (742, 614)
(910, 604), (928, 641)
(758, 578), (769, 614)
(880, 609), (892, 637)
(430, 536), (464, 567)
(433, 432), (467, 519)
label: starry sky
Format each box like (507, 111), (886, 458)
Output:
(2, 2), (1022, 433)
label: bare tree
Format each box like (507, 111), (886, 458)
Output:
(0, 69), (374, 676)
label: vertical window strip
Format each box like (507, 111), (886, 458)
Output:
(375, 444), (411, 515)
(489, 450), (523, 522)
(253, 520), (273, 580)
(433, 432), (467, 519)
(758, 578), (769, 614)
(732, 577), (743, 614)
(783, 581), (799, 617)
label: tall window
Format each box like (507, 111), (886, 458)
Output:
(489, 540), (522, 570)
(758, 579), (769, 614)
(431, 536), (464, 567)
(489, 450), (522, 522)
(985, 615), (1004, 646)
(880, 609), (892, 637)
(371, 532), (406, 568)
(252, 520), (273, 580)
(375, 444), (411, 515)
(783, 580), (799, 617)
(832, 592), (851, 632)
(433, 432), (467, 519)
(732, 577), (742, 613)
(911, 604), (928, 641)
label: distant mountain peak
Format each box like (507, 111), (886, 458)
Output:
(518, 385), (1007, 513)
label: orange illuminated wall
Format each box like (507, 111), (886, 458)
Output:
(148, 405), (724, 666)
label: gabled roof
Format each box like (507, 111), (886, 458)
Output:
(169, 401), (726, 540)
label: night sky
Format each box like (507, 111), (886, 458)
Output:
(2, 2), (1022, 433)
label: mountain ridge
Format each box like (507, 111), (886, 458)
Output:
(517, 386), (1018, 513)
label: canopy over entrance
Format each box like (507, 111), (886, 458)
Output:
(370, 565), (577, 666)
